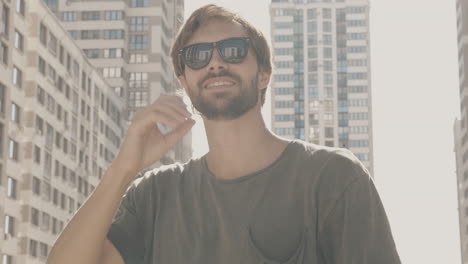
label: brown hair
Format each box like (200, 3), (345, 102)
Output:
(170, 4), (272, 105)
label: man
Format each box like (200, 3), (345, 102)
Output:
(48, 4), (400, 264)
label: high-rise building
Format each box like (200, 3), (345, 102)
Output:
(269, 0), (373, 174)
(454, 0), (468, 262)
(42, 0), (191, 164)
(0, 0), (126, 263)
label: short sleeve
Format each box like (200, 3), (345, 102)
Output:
(317, 152), (401, 264)
(107, 174), (146, 264)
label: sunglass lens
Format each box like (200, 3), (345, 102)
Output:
(183, 43), (213, 69)
(219, 38), (248, 63)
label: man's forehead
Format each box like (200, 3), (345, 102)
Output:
(186, 19), (248, 45)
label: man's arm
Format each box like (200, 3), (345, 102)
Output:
(47, 95), (194, 264)
(47, 165), (132, 264)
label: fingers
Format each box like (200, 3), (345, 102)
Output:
(163, 118), (196, 147)
(131, 95), (193, 134)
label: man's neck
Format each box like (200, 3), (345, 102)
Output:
(202, 108), (290, 180)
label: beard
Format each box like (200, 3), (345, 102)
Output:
(187, 70), (259, 120)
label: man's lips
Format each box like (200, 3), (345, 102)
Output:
(203, 77), (236, 89)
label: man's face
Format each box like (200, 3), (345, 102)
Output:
(178, 20), (269, 120)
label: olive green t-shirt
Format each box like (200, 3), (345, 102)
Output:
(107, 140), (401, 264)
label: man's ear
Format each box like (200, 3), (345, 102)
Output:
(257, 71), (271, 91)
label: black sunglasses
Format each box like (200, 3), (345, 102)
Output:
(178, 37), (251, 71)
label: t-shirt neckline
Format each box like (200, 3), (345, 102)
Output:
(201, 139), (297, 184)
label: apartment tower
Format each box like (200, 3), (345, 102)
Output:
(269, 0), (373, 174)
(0, 0), (127, 263)
(42, 0), (191, 164)
(454, 0), (468, 262)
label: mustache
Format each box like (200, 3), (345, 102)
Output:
(197, 70), (241, 88)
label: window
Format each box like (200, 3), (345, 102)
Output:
(348, 72), (368, 80)
(130, 0), (150, 7)
(16, 0), (25, 16)
(80, 30), (100, 40)
(12, 66), (22, 88)
(82, 11), (100, 21)
(308, 73), (317, 85)
(104, 10), (124, 20)
(38, 56), (46, 75)
(8, 139), (18, 161)
(60, 193), (66, 209)
(324, 73), (333, 85)
(34, 145), (41, 163)
(307, 21), (316, 33)
(37, 86), (45, 105)
(323, 8), (332, 19)
(10, 102), (20, 124)
(83, 49), (99, 58)
(1, 6), (10, 38)
(348, 46), (367, 53)
(307, 9), (317, 19)
(39, 23), (47, 46)
(14, 30), (24, 51)
(308, 35), (317, 46)
(308, 48), (317, 59)
(130, 16), (149, 32)
(129, 54), (148, 64)
(7, 176), (17, 198)
(129, 91), (148, 107)
(43, 0), (57, 8)
(129, 72), (148, 88)
(68, 30), (78, 40)
(129, 35), (148, 50)
(0, 82), (5, 114)
(347, 33), (367, 40)
(308, 60), (317, 72)
(350, 140), (369, 148)
(52, 188), (58, 206)
(323, 47), (332, 58)
(40, 242), (48, 258)
(31, 207), (39, 225)
(347, 6), (367, 13)
(41, 213), (50, 231)
(69, 197), (75, 213)
(104, 48), (122, 58)
(48, 64), (56, 84)
(4, 215), (14, 236)
(103, 29), (124, 39)
(63, 11), (77, 21)
(323, 21), (332, 32)
(323, 34), (332, 45)
(0, 41), (7, 65)
(103, 67), (122, 78)
(48, 33), (57, 55)
(73, 60), (80, 81)
(29, 239), (38, 257)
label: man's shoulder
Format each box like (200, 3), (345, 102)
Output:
(129, 157), (204, 190)
(289, 139), (369, 181)
(289, 140), (359, 164)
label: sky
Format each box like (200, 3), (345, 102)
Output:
(184, 0), (462, 263)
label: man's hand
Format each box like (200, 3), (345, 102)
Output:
(113, 94), (194, 179)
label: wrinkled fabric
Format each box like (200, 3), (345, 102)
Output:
(107, 140), (401, 264)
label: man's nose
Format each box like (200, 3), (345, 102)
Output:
(206, 48), (228, 72)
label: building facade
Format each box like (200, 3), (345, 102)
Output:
(269, 0), (373, 174)
(454, 0), (468, 262)
(42, 0), (191, 164)
(0, 0), (128, 263)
